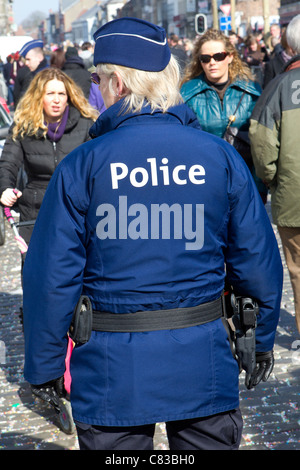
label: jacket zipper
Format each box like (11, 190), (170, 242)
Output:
(52, 141), (58, 167)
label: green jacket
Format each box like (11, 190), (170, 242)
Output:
(249, 55), (300, 227)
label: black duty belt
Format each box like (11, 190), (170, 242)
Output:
(92, 297), (223, 332)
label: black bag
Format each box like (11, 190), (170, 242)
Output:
(223, 92), (253, 168)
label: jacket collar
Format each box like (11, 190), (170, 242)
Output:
(32, 58), (49, 76)
(35, 105), (81, 139)
(65, 104), (81, 131)
(89, 99), (200, 138)
(63, 56), (85, 69)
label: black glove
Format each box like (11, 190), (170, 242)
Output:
(31, 376), (66, 413)
(245, 351), (274, 390)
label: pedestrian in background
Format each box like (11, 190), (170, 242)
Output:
(228, 30), (243, 56)
(22, 17), (282, 451)
(62, 46), (91, 99)
(14, 39), (49, 105)
(79, 41), (94, 70)
(2, 55), (14, 106)
(250, 14), (300, 334)
(168, 33), (189, 75)
(242, 34), (268, 86)
(263, 28), (293, 88)
(0, 64), (8, 103)
(264, 23), (281, 55)
(180, 28), (268, 203)
(50, 47), (66, 70)
(89, 73), (106, 114)
(182, 37), (194, 60)
(0, 67), (98, 253)
(13, 56), (30, 109)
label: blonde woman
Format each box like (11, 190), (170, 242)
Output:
(181, 28), (267, 202)
(0, 67), (98, 247)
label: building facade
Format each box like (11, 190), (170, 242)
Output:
(279, 0), (300, 25)
(119, 0), (281, 38)
(18, 1), (300, 45)
(72, 3), (101, 42)
(61, 0), (99, 36)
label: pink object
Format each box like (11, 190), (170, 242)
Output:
(0, 96), (10, 114)
(14, 234), (28, 254)
(64, 337), (74, 394)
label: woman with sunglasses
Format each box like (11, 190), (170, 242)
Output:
(180, 28), (267, 202)
(181, 28), (261, 137)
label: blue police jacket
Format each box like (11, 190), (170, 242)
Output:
(23, 99), (283, 427)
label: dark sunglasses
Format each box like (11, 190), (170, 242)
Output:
(91, 72), (100, 85)
(199, 52), (229, 64)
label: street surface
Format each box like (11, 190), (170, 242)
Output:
(0, 198), (299, 450)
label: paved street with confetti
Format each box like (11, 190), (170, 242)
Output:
(0, 198), (299, 450)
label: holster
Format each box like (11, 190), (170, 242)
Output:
(69, 295), (93, 345)
(223, 286), (258, 375)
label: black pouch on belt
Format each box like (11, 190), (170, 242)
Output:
(69, 295), (93, 345)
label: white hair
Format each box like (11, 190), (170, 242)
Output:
(97, 55), (183, 113)
(286, 14), (300, 54)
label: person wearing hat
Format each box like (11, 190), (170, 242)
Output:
(14, 39), (48, 106)
(62, 46), (92, 99)
(19, 39), (48, 74)
(22, 18), (282, 450)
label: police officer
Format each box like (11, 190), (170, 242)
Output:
(14, 39), (49, 106)
(22, 18), (283, 451)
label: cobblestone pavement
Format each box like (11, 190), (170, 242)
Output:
(0, 199), (299, 450)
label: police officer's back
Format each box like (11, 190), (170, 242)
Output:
(22, 18), (283, 451)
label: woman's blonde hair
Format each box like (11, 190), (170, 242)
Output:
(181, 28), (253, 85)
(12, 68), (99, 140)
(97, 54), (183, 114)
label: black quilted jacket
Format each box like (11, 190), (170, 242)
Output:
(0, 105), (94, 243)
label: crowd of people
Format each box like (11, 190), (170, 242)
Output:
(0, 14), (299, 450)
(0, 39), (105, 112)
(0, 23), (290, 112)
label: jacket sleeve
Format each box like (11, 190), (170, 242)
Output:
(0, 130), (24, 196)
(224, 151), (283, 352)
(22, 149), (91, 385)
(249, 79), (281, 184)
